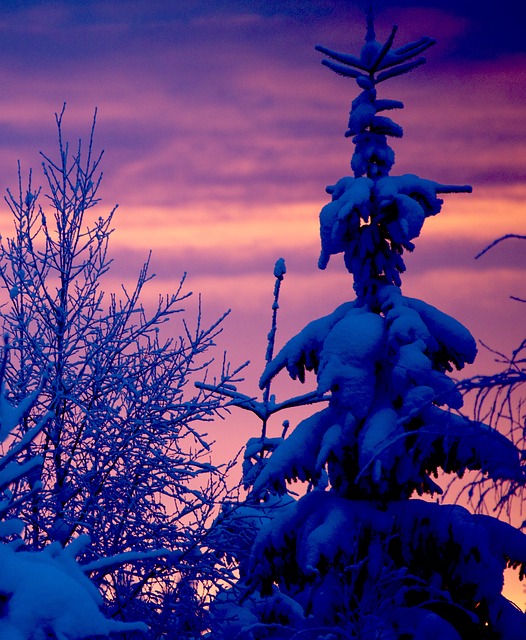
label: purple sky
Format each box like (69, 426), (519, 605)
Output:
(0, 0), (525, 603)
(0, 0), (524, 423)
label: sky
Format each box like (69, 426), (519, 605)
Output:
(0, 3), (523, 431)
(0, 0), (524, 605)
(0, 0), (523, 421)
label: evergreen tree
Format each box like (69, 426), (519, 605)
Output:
(212, 13), (526, 639)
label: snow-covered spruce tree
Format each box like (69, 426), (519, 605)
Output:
(0, 107), (235, 638)
(214, 16), (526, 639)
(0, 343), (146, 639)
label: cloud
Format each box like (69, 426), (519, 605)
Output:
(0, 2), (522, 212)
(0, 1), (522, 384)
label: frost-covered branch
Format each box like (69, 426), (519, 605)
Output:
(0, 108), (236, 637)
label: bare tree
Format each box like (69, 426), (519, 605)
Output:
(456, 235), (526, 524)
(0, 106), (235, 638)
(0, 342), (148, 639)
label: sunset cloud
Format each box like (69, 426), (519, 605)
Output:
(0, 0), (523, 447)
